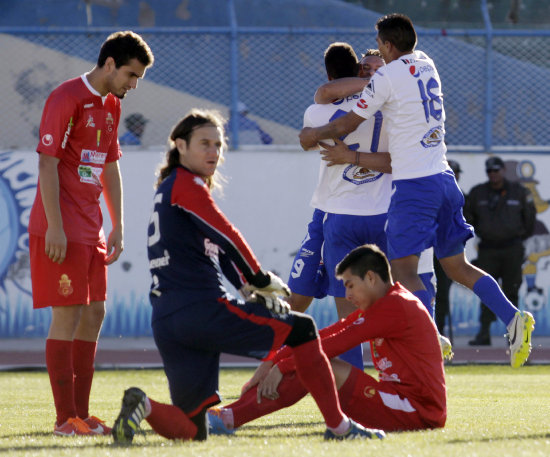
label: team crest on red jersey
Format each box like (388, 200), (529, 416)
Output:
(58, 274), (74, 297)
(363, 386), (376, 398)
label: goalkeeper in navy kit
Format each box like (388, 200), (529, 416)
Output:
(111, 109), (385, 443)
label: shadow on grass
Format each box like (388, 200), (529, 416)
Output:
(447, 431), (550, 444)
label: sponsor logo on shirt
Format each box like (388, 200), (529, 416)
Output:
(61, 117), (74, 149)
(409, 64), (434, 78)
(81, 149), (107, 164)
(84, 103), (94, 109)
(149, 250), (171, 269)
(58, 274), (74, 297)
(420, 125), (444, 148)
(204, 238), (219, 258)
(357, 98), (369, 109)
(377, 357), (393, 371)
(77, 165), (102, 185)
(332, 94), (360, 106)
(41, 134), (53, 147)
(86, 115), (95, 128)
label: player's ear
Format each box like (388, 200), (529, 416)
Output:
(175, 138), (187, 154)
(104, 56), (116, 72)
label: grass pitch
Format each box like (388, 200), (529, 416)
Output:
(1, 365), (549, 457)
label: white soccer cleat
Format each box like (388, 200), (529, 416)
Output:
(508, 311), (535, 368)
(438, 334), (454, 361)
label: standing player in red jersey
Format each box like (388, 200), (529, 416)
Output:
(28, 31), (154, 437)
(208, 244), (446, 434)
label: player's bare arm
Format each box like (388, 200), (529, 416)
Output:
(319, 138), (392, 173)
(38, 153), (66, 264)
(299, 111), (364, 150)
(101, 160), (124, 265)
(314, 77), (369, 104)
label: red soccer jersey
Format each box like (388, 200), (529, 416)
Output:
(274, 283), (446, 428)
(29, 76), (122, 245)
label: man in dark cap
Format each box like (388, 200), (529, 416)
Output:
(120, 112), (148, 145)
(464, 156), (536, 345)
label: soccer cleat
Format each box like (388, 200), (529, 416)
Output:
(207, 408), (235, 435)
(84, 415), (112, 435)
(112, 387), (148, 444)
(53, 417), (94, 436)
(324, 419), (386, 441)
(508, 311), (535, 368)
(438, 334), (454, 361)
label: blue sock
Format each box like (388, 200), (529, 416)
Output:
(473, 275), (517, 326)
(413, 289), (434, 318)
(338, 344), (364, 370)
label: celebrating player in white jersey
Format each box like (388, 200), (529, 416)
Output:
(299, 13), (534, 368)
(289, 43), (441, 368)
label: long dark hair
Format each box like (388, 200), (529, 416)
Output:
(155, 109), (227, 191)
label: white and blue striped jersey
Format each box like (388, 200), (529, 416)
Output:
(305, 93), (392, 216)
(352, 50), (448, 181)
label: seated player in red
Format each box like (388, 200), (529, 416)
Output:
(208, 244), (447, 434)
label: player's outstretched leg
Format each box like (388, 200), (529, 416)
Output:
(324, 419), (386, 441)
(112, 387), (148, 444)
(508, 310), (535, 368)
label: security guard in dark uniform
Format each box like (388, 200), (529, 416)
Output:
(464, 156), (536, 345)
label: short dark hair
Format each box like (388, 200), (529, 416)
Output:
(376, 13), (417, 53)
(97, 31), (154, 68)
(324, 42), (358, 80)
(362, 48), (382, 58)
(336, 244), (391, 282)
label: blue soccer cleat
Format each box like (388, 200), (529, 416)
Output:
(207, 408), (235, 435)
(324, 419), (386, 441)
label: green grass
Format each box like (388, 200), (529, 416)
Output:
(1, 365), (549, 456)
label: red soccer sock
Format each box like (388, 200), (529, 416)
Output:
(72, 339), (97, 419)
(229, 372), (308, 428)
(145, 398), (197, 440)
(291, 338), (345, 429)
(46, 339), (76, 425)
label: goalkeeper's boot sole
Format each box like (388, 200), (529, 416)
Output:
(112, 387), (147, 444)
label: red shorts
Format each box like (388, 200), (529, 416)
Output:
(29, 234), (107, 308)
(339, 367), (432, 431)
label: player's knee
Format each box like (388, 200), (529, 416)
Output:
(284, 314), (318, 347)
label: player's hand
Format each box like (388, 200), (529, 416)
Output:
(319, 139), (355, 167)
(243, 271), (291, 298)
(45, 226), (67, 264)
(260, 271), (291, 297)
(106, 226), (124, 265)
(257, 364), (283, 403)
(299, 127), (319, 150)
(254, 292), (291, 315)
(241, 360), (274, 396)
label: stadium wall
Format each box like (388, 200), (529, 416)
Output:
(1, 148), (550, 338)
